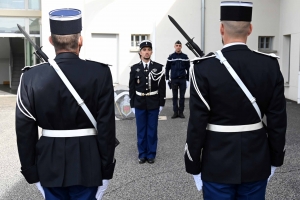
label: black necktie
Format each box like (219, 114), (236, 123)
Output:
(145, 64), (148, 71)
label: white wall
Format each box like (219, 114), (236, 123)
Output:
(278, 0), (300, 102)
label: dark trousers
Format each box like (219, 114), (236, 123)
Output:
(171, 78), (186, 113)
(202, 179), (268, 200)
(43, 185), (98, 200)
(135, 108), (159, 159)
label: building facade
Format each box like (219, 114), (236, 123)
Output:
(0, 0), (299, 102)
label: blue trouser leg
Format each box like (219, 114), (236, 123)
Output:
(146, 108), (159, 159)
(202, 179), (268, 200)
(172, 80), (179, 113)
(43, 185), (98, 200)
(135, 108), (147, 159)
(178, 79), (186, 112)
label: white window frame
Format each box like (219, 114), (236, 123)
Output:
(130, 34), (150, 52)
(258, 36), (274, 52)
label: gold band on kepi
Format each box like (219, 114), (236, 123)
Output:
(220, 1), (253, 22)
(49, 8), (82, 35)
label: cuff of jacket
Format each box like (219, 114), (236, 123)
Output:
(184, 154), (201, 175)
(270, 149), (285, 167)
(21, 165), (39, 184)
(102, 159), (116, 179)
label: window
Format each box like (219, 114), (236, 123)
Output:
(131, 34), (150, 51)
(258, 36), (274, 51)
(0, 0), (40, 10)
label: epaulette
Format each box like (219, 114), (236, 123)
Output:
(22, 62), (46, 71)
(253, 50), (280, 59)
(191, 54), (216, 64)
(86, 59), (112, 66)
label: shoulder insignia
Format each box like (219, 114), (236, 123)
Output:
(253, 50), (279, 59)
(191, 55), (216, 63)
(22, 62), (46, 71)
(86, 59), (112, 66)
(136, 68), (140, 72)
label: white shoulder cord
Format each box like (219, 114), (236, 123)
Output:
(189, 64), (210, 111)
(16, 73), (36, 121)
(148, 66), (165, 92)
(214, 50), (262, 120)
(48, 59), (98, 130)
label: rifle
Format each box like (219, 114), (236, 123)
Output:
(168, 15), (204, 57)
(17, 24), (120, 147)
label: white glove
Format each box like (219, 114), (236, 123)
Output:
(159, 106), (163, 115)
(35, 182), (45, 199)
(96, 180), (109, 200)
(193, 173), (203, 191)
(268, 166), (277, 182)
(131, 108), (135, 114)
(186, 81), (190, 88)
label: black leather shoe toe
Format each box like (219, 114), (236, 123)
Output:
(139, 158), (147, 164)
(179, 113), (185, 118)
(171, 112), (178, 119)
(147, 158), (155, 164)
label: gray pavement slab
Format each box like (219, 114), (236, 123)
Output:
(0, 96), (299, 200)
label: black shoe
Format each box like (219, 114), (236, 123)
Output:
(171, 112), (178, 119)
(147, 158), (155, 164)
(138, 158), (147, 164)
(179, 112), (185, 118)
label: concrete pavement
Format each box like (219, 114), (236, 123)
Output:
(0, 96), (299, 200)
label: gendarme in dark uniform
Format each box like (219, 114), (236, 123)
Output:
(129, 40), (166, 164)
(185, 2), (287, 199)
(15, 8), (116, 199)
(166, 40), (190, 118)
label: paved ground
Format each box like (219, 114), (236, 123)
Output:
(0, 96), (299, 200)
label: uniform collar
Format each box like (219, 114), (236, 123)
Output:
(221, 44), (250, 53)
(223, 42), (246, 49)
(55, 52), (79, 60)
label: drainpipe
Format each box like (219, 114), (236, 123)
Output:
(201, 0), (205, 53)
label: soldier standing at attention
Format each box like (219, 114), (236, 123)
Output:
(15, 8), (116, 200)
(185, 1), (286, 199)
(129, 40), (166, 164)
(166, 40), (190, 119)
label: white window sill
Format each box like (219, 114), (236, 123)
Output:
(258, 49), (277, 53)
(130, 47), (139, 52)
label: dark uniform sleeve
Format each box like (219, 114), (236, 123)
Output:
(96, 67), (116, 179)
(185, 54), (190, 80)
(265, 61), (287, 167)
(129, 66), (135, 108)
(159, 66), (166, 106)
(185, 63), (210, 175)
(166, 55), (171, 80)
(15, 73), (39, 184)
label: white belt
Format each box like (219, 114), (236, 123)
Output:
(207, 122), (263, 132)
(136, 90), (158, 96)
(42, 128), (97, 137)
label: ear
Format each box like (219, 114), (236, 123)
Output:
(49, 36), (54, 46)
(220, 23), (225, 36)
(248, 24), (253, 36)
(78, 36), (83, 47)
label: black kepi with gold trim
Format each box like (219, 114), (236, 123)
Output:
(139, 40), (152, 50)
(220, 1), (253, 22)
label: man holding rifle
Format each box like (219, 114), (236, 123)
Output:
(184, 1), (286, 199)
(15, 8), (116, 199)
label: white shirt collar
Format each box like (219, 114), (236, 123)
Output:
(142, 60), (150, 68)
(223, 42), (246, 49)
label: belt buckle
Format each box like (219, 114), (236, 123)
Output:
(146, 93), (150, 96)
(141, 93), (145, 96)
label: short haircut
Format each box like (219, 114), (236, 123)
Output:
(175, 40), (181, 45)
(51, 33), (80, 53)
(222, 21), (250, 38)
